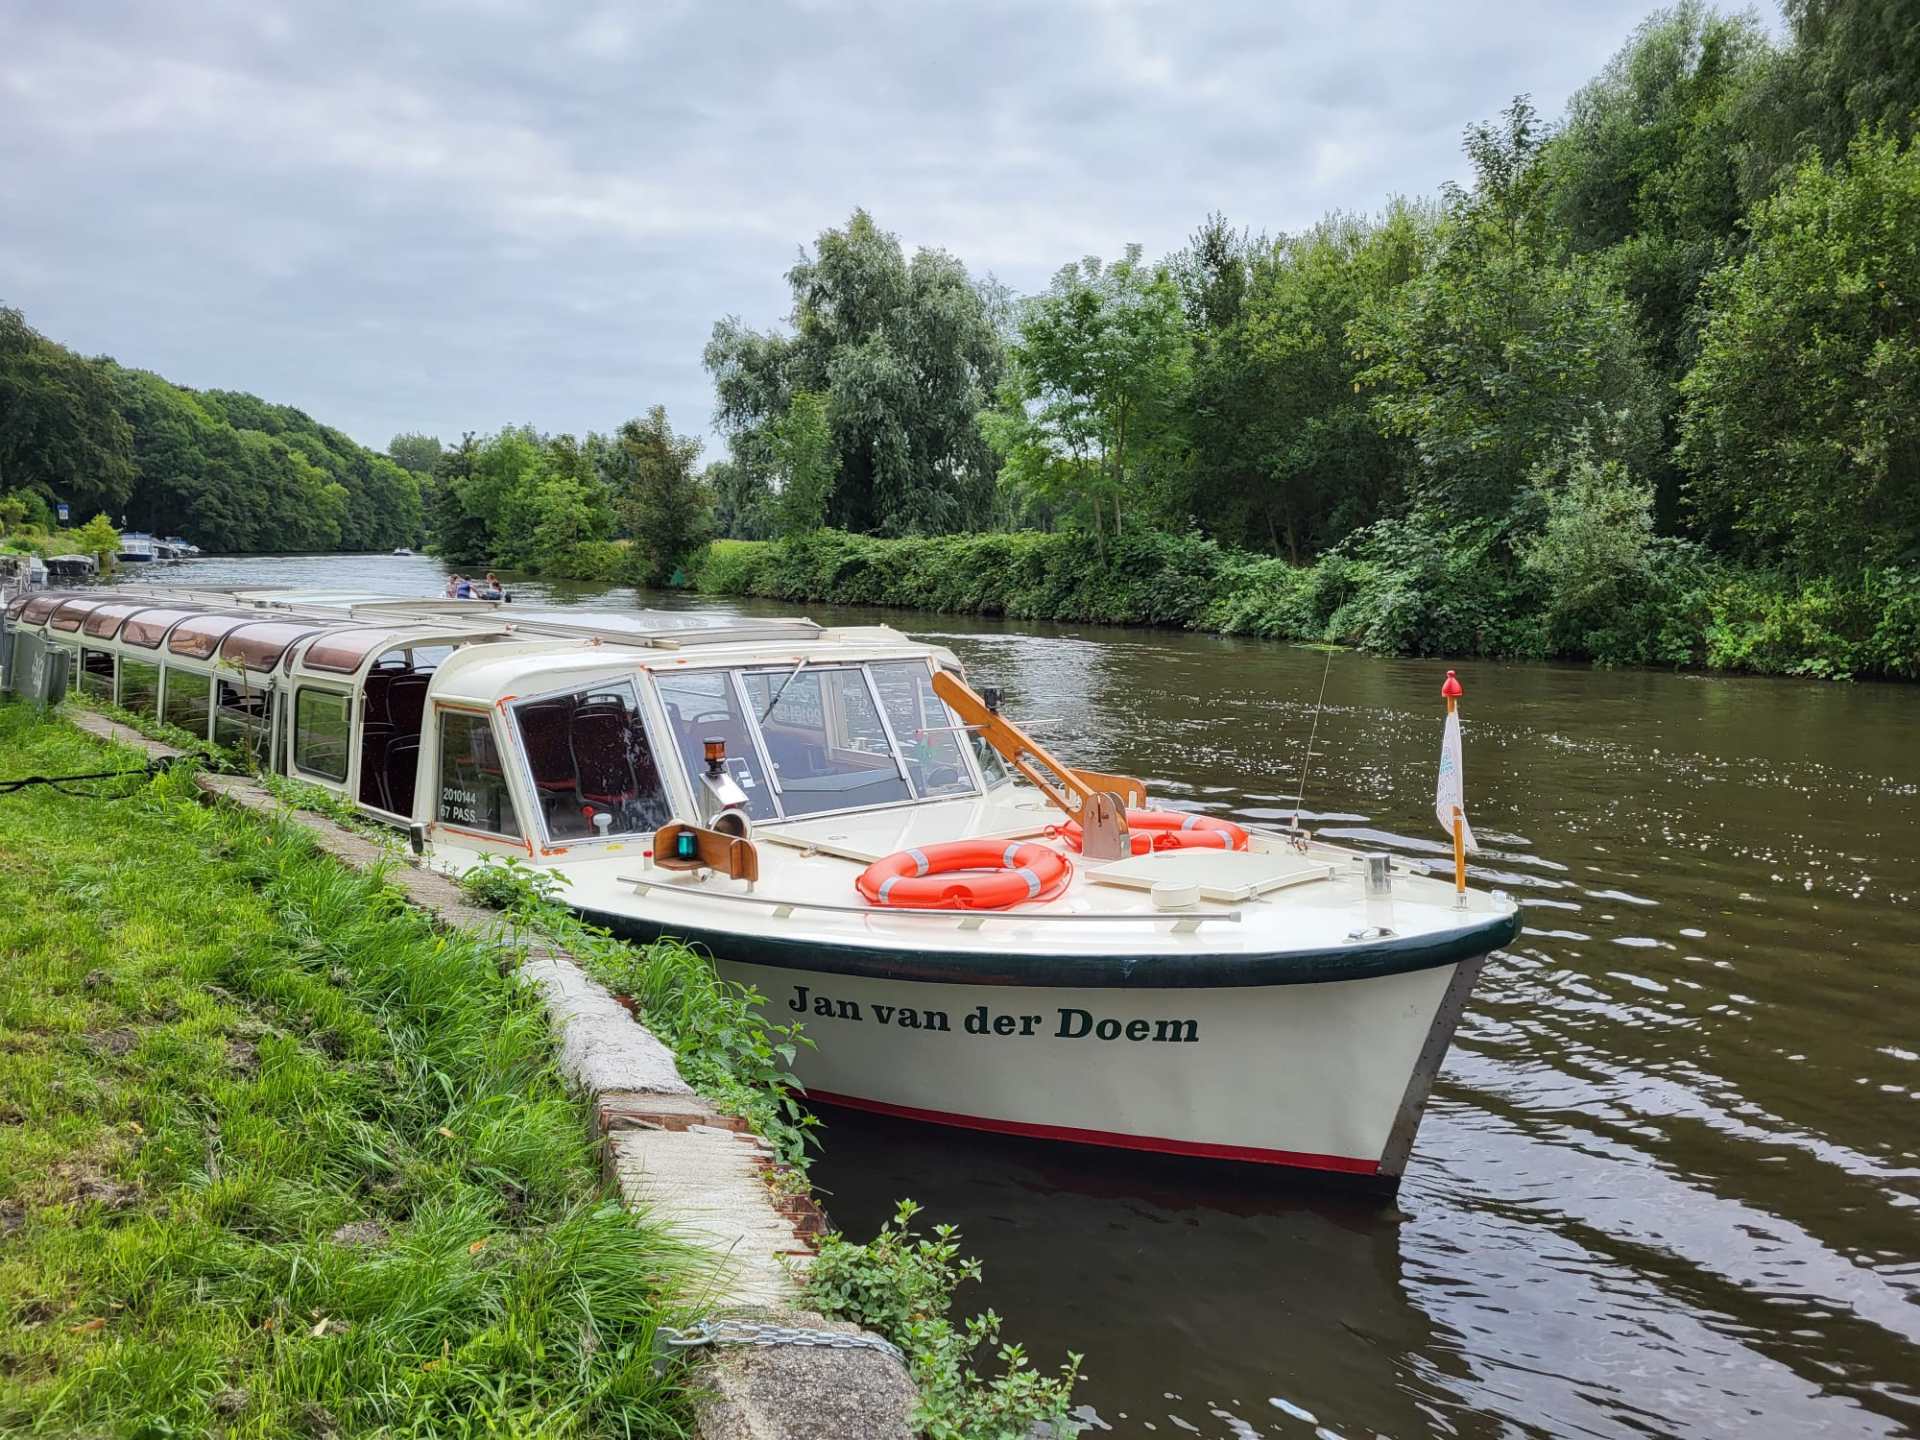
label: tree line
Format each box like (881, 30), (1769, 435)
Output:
(1, 305), (422, 554)
(676, 0), (1920, 675)
(695, 2), (1920, 576)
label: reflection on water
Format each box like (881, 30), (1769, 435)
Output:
(125, 557), (1920, 1438)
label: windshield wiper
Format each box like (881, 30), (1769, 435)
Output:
(757, 657), (808, 724)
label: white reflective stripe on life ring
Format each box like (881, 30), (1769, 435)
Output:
(907, 847), (930, 877)
(1014, 865), (1042, 898)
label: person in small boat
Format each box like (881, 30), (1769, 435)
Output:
(475, 571), (507, 602)
(453, 575), (474, 599)
(444, 573), (462, 598)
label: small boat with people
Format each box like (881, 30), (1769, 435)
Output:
(0, 585), (1517, 1183)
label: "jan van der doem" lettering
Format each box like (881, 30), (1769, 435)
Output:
(787, 984), (1198, 1043)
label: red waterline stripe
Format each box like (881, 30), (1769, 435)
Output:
(804, 1090), (1381, 1175)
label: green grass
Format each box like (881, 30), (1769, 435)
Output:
(0, 703), (708, 1437)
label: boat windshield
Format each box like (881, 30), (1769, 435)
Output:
(739, 665), (911, 816)
(869, 661), (975, 798)
(656, 661), (981, 820)
(654, 668), (778, 820)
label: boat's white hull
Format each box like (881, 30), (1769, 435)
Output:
(714, 954), (1482, 1180)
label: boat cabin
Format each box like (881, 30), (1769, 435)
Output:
(1, 586), (1000, 859)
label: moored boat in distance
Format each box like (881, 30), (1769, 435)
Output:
(1, 585), (1518, 1184)
(117, 532), (158, 563)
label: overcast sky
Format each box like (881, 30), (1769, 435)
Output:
(3, 0), (1717, 456)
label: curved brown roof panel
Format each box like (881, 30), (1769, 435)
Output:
(119, 607), (206, 650)
(18, 593), (80, 625)
(51, 597), (114, 631)
(301, 626), (431, 675)
(220, 620), (328, 673)
(167, 612), (254, 660)
(82, 601), (153, 639)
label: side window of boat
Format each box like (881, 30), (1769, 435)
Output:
(163, 667), (212, 738)
(436, 710), (522, 840)
(78, 648), (114, 699)
(118, 658), (161, 718)
(870, 661), (976, 798)
(655, 669), (777, 820)
(510, 680), (673, 841)
(293, 687), (350, 782)
(214, 674), (274, 767)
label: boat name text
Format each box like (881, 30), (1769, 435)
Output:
(786, 985), (1198, 1043)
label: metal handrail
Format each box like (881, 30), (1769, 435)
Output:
(615, 873), (1242, 932)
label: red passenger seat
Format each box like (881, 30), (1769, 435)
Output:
(516, 695), (579, 794)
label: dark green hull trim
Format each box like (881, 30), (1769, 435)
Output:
(575, 905), (1521, 990)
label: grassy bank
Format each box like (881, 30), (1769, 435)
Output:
(0, 706), (702, 1436)
(695, 528), (1920, 681)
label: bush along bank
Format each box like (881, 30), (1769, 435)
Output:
(694, 526), (1920, 681)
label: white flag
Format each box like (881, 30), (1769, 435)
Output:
(1435, 709), (1478, 854)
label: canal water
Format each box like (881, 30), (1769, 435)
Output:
(122, 556), (1920, 1438)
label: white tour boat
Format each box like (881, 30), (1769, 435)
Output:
(1, 585), (1518, 1184)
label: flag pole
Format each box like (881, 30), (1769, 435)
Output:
(1442, 670), (1466, 903)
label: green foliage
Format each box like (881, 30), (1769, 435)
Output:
(1353, 99), (1662, 521)
(69, 512), (120, 565)
(1784, 0), (1920, 160)
(0, 305), (134, 519)
(1179, 207), (1426, 560)
(694, 523), (1919, 679)
(615, 405), (711, 586)
(386, 431), (443, 476)
(1517, 442), (1660, 640)
(989, 246), (1192, 545)
(706, 209), (1004, 535)
(772, 389), (834, 536)
(456, 858), (820, 1169)
(1679, 128), (1920, 574)
(805, 1199), (1083, 1440)
(0, 709), (702, 1436)
(707, 457), (775, 540)
(2, 305), (419, 555)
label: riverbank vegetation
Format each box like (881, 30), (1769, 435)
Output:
(402, 2), (1920, 677)
(0, 304), (421, 553)
(0, 706), (702, 1434)
(679, 0), (1919, 679)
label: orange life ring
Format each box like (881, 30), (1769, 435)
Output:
(857, 840), (1073, 910)
(1052, 808), (1250, 856)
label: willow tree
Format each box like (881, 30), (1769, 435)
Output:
(704, 210), (1003, 535)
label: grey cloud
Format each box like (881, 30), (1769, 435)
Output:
(4, 0), (1678, 453)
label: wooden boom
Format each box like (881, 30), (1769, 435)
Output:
(930, 670), (1146, 825)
